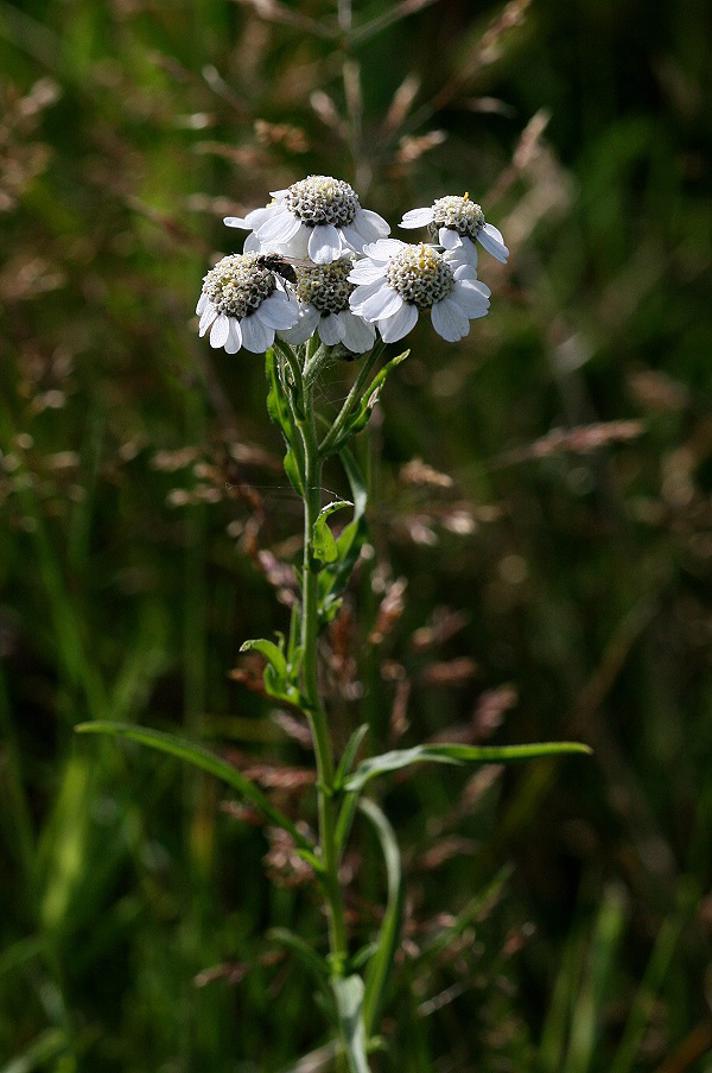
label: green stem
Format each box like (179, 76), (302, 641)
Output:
(288, 348), (349, 973)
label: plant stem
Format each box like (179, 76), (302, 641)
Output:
(296, 362), (349, 973)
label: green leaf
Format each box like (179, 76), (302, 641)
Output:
(312, 500), (353, 565)
(359, 800), (404, 1036)
(240, 636), (302, 705)
(265, 349), (294, 441)
(74, 721), (312, 850)
(265, 350), (305, 495)
(332, 974), (371, 1073)
(335, 791), (360, 859)
(240, 638), (287, 681)
(344, 349), (410, 438)
(335, 724), (369, 790)
(334, 725), (370, 856)
(283, 446), (304, 496)
(345, 741), (592, 793)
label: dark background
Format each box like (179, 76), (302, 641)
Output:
(1, 1), (711, 1070)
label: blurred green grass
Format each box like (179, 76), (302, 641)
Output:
(1, 0), (711, 1070)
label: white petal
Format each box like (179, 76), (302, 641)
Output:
(258, 292), (299, 329)
(243, 231), (262, 253)
(269, 188), (289, 199)
(224, 205), (276, 230)
(339, 311), (376, 353)
(478, 222), (509, 263)
(318, 313), (345, 346)
(349, 279), (388, 310)
(240, 311), (274, 353)
(246, 206), (275, 228)
(363, 238), (406, 260)
(454, 263), (477, 280)
(431, 297), (470, 342)
(400, 207), (434, 229)
(280, 305), (320, 344)
(273, 228), (310, 259)
(257, 207), (302, 244)
(198, 302), (217, 337)
(459, 278), (491, 300)
(442, 233), (478, 269)
(224, 318), (242, 354)
(340, 224), (367, 253)
(359, 285), (404, 321)
(353, 208), (391, 241)
(378, 302), (418, 343)
(438, 227), (462, 249)
(348, 260), (387, 285)
(451, 281), (490, 318)
(209, 313), (230, 349)
(308, 223), (342, 264)
(196, 292), (208, 315)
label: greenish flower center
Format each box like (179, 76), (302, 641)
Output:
(385, 243), (454, 308)
(431, 194), (485, 239)
(285, 175), (359, 228)
(202, 254), (275, 318)
(296, 259), (353, 314)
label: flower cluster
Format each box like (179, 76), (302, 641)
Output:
(196, 175), (508, 356)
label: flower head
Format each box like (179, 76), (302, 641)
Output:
(224, 175), (390, 265)
(399, 193), (509, 266)
(196, 253), (299, 354)
(280, 258), (376, 353)
(348, 239), (490, 343)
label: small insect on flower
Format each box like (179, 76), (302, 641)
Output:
(349, 239), (491, 343)
(196, 253), (299, 354)
(280, 258), (376, 354)
(252, 252), (325, 286)
(399, 193), (509, 266)
(224, 175), (390, 265)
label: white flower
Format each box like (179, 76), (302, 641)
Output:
(196, 253), (299, 354)
(399, 193), (509, 265)
(348, 239), (491, 344)
(224, 175), (390, 265)
(279, 258), (376, 354)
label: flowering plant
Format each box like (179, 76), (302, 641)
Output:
(79, 174), (589, 1071)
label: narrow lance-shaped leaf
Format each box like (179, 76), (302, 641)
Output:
(332, 974), (371, 1073)
(74, 721), (312, 850)
(265, 348), (294, 443)
(345, 741), (592, 793)
(359, 799), (404, 1037)
(265, 349), (304, 495)
(335, 724), (369, 790)
(343, 349), (410, 439)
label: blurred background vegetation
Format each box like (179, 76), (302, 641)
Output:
(1, 0), (711, 1070)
